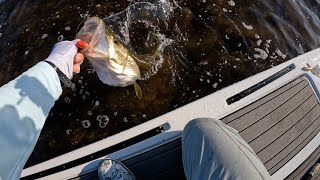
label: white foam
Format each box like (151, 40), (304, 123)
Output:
(228, 0), (235, 6)
(254, 48), (268, 60)
(275, 48), (287, 59)
(242, 22), (253, 30)
(256, 39), (262, 46)
(41, 34), (48, 39)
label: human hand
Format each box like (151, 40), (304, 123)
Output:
(45, 40), (85, 79)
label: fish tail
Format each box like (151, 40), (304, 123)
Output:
(134, 82), (143, 99)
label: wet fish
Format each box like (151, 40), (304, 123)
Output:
(76, 17), (142, 99)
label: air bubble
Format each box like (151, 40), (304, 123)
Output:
(213, 83), (218, 88)
(95, 100), (100, 107)
(99, 122), (107, 128)
(41, 34), (48, 39)
(64, 97), (71, 103)
(66, 129), (72, 135)
(228, 0), (235, 6)
(81, 120), (91, 128)
(58, 35), (64, 41)
(97, 115), (109, 128)
(101, 115), (109, 121)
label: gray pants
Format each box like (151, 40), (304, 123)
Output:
(182, 118), (272, 180)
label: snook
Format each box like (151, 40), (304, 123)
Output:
(76, 17), (142, 99)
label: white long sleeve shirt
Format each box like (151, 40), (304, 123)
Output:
(0, 62), (62, 180)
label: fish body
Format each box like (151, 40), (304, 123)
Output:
(76, 17), (142, 99)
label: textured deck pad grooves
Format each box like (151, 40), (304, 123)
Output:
(223, 77), (307, 123)
(222, 76), (320, 176)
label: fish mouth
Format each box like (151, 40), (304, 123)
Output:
(76, 17), (105, 52)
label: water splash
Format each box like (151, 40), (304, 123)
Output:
(104, 1), (187, 80)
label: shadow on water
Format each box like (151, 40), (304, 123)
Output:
(0, 0), (319, 167)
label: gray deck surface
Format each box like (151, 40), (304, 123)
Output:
(73, 76), (320, 180)
(221, 76), (320, 177)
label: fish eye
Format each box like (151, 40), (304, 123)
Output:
(114, 40), (117, 44)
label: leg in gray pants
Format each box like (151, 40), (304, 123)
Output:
(182, 118), (272, 180)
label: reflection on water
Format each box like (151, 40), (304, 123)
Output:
(0, 0), (319, 167)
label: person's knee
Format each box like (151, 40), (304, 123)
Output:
(181, 118), (271, 180)
(182, 118), (220, 144)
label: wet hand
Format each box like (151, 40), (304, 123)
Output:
(45, 40), (85, 79)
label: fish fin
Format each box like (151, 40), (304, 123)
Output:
(134, 82), (143, 99)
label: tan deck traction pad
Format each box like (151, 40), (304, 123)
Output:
(221, 76), (320, 175)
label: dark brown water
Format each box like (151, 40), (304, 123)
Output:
(0, 0), (319, 167)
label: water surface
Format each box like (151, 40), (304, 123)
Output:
(0, 0), (319, 167)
